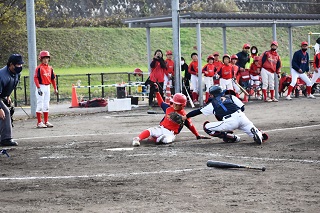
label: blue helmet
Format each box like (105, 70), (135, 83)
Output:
(209, 85), (225, 97)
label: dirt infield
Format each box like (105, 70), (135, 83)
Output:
(1, 96), (320, 213)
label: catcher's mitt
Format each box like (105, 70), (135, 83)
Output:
(169, 112), (184, 125)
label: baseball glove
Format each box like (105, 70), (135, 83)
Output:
(169, 112), (184, 125)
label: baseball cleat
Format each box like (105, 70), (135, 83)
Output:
(132, 137), (140, 146)
(156, 135), (166, 144)
(37, 122), (47, 128)
(45, 122), (54, 128)
(285, 95), (292, 100)
(251, 127), (262, 145)
(307, 94), (316, 99)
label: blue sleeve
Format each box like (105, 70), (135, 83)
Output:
(186, 108), (202, 118)
(261, 52), (267, 66)
(160, 102), (170, 113)
(291, 52), (300, 71)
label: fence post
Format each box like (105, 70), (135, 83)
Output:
(56, 75), (59, 102)
(128, 73), (131, 95)
(24, 76), (28, 105)
(87, 73), (91, 100)
(101, 73), (104, 98)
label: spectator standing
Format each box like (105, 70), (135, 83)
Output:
(217, 54), (234, 93)
(310, 38), (320, 87)
(286, 42), (315, 100)
(202, 55), (216, 103)
(212, 51), (223, 85)
(249, 56), (262, 99)
(188, 52), (200, 105)
(0, 54), (24, 146)
(164, 50), (174, 94)
(259, 41), (282, 102)
(236, 44), (251, 72)
(34, 51), (58, 128)
(148, 49), (166, 106)
(181, 57), (191, 102)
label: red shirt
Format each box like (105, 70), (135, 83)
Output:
(213, 60), (223, 84)
(260, 50), (281, 73)
(34, 63), (56, 89)
(218, 64), (233, 79)
(165, 59), (174, 76)
(313, 53), (320, 69)
(188, 61), (198, 75)
(156, 92), (199, 136)
(202, 63), (215, 77)
(249, 63), (261, 76)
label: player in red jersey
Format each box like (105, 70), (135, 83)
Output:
(34, 51), (58, 128)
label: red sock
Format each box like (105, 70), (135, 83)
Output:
(192, 92), (197, 101)
(43, 112), (49, 123)
(138, 130), (151, 140)
(36, 112), (42, 124)
(287, 85), (293, 96)
(262, 89), (267, 100)
(270, 90), (275, 99)
(205, 92), (209, 103)
(306, 86), (311, 95)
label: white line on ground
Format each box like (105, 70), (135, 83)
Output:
(16, 123), (320, 141)
(0, 168), (204, 181)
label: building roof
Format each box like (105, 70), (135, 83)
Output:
(124, 12), (320, 28)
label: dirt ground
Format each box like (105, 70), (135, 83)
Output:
(1, 96), (320, 213)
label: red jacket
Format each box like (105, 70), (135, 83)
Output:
(218, 64), (233, 79)
(150, 61), (165, 82)
(314, 53), (320, 69)
(165, 59), (174, 76)
(34, 63), (57, 89)
(249, 63), (261, 76)
(260, 50), (281, 73)
(188, 61), (198, 75)
(202, 63), (215, 77)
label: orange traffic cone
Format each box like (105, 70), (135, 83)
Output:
(243, 94), (248, 103)
(70, 84), (79, 108)
(165, 82), (171, 104)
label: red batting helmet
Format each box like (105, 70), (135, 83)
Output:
(243, 43), (250, 49)
(133, 68), (143, 76)
(222, 54), (231, 61)
(231, 54), (238, 60)
(254, 56), (260, 61)
(166, 50), (173, 55)
(207, 54), (214, 61)
(39, 51), (50, 60)
(271, 41), (278, 47)
(171, 93), (187, 107)
(301, 41), (308, 46)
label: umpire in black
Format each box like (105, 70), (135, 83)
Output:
(0, 54), (24, 146)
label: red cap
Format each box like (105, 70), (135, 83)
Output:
(301, 41), (308, 46)
(166, 50), (173, 55)
(231, 54), (238, 60)
(254, 56), (260, 61)
(207, 54), (215, 60)
(271, 41), (278, 46)
(243, 44), (250, 49)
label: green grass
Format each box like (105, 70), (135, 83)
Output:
(3, 26), (319, 71)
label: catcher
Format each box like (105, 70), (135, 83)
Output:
(182, 85), (268, 145)
(132, 84), (209, 146)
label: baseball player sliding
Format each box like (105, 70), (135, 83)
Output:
(182, 85), (268, 145)
(132, 83), (209, 146)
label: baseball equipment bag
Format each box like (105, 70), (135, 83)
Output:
(79, 98), (107, 107)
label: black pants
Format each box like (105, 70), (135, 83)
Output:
(149, 81), (164, 106)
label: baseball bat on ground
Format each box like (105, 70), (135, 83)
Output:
(232, 78), (249, 96)
(183, 82), (195, 108)
(207, 160), (266, 171)
(147, 110), (164, 114)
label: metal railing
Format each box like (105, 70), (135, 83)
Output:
(13, 72), (146, 107)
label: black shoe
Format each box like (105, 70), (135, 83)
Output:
(0, 139), (18, 146)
